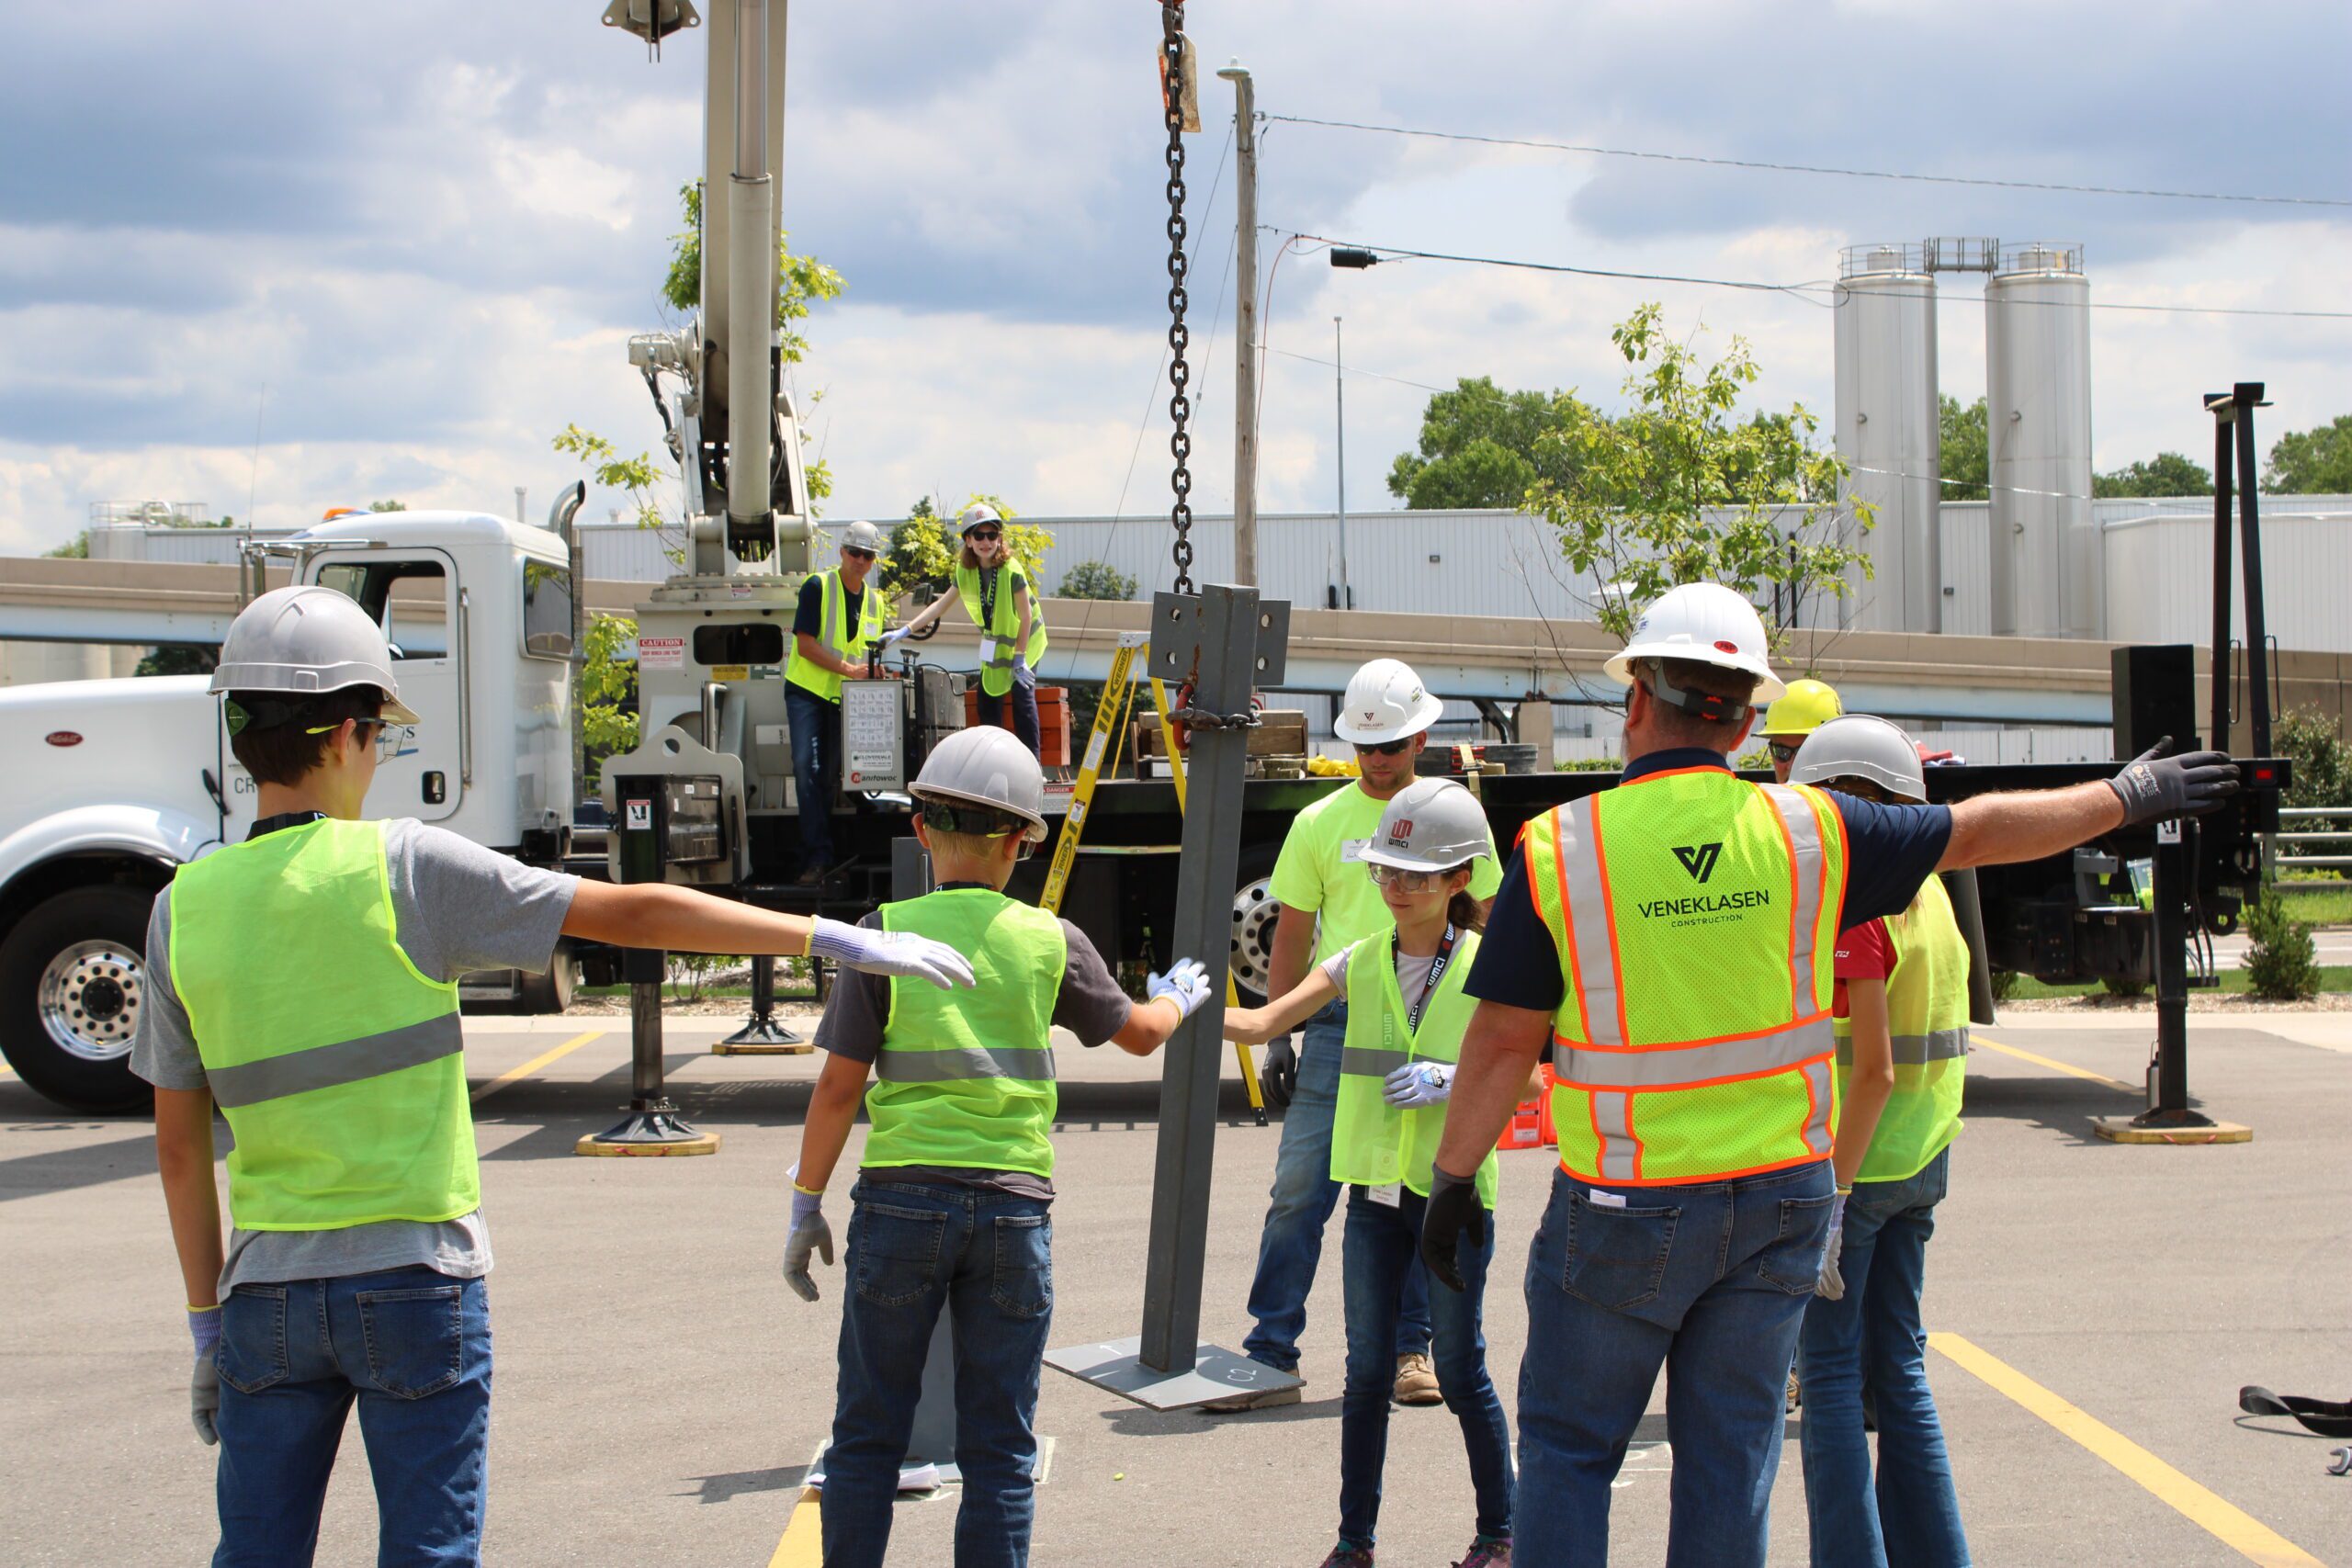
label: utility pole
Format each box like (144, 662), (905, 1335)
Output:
(1333, 316), (1351, 609)
(1216, 62), (1258, 589)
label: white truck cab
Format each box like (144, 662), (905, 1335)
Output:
(0, 510), (577, 1110)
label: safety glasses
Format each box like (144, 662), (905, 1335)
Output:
(305, 717), (417, 764)
(842, 547), (876, 561)
(1353, 738), (1412, 757)
(966, 528), (1002, 543)
(918, 800), (1037, 858)
(1768, 740), (1802, 763)
(1367, 862), (1445, 893)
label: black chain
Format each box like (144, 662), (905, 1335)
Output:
(1160, 4), (1193, 594)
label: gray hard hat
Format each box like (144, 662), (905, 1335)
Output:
(841, 519), (885, 554)
(209, 585), (419, 725)
(1361, 778), (1493, 873)
(910, 726), (1048, 842)
(957, 502), (1002, 536)
(1790, 714), (1926, 803)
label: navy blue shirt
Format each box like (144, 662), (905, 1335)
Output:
(1464, 748), (1953, 1014)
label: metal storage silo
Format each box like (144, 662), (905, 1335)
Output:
(1833, 244), (1941, 632)
(1984, 243), (2098, 638)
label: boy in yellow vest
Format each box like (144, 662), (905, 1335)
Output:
(1790, 716), (1973, 1568)
(782, 725), (1207, 1568)
(136, 586), (973, 1567)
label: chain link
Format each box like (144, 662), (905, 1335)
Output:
(1160, 5), (1194, 595)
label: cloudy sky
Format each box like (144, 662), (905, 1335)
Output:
(6, 1), (2347, 560)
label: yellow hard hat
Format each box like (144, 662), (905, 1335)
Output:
(1760, 677), (1841, 739)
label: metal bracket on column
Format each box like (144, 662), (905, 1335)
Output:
(1045, 585), (1300, 1409)
(712, 953), (808, 1054)
(578, 946), (721, 1155)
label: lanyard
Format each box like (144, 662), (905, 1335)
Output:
(978, 564), (1001, 631)
(1397, 921), (1459, 1037)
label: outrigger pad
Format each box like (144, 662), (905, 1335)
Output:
(1045, 1336), (1303, 1412)
(2239, 1386), (2352, 1438)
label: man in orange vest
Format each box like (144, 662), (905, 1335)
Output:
(1419, 583), (2238, 1568)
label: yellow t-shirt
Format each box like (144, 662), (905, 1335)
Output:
(1270, 782), (1504, 964)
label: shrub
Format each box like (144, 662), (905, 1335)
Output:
(2243, 891), (2321, 1000)
(1058, 559), (1137, 602)
(1989, 969), (2020, 1002)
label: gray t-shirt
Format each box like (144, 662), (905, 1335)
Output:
(815, 897), (1135, 1201)
(132, 817), (578, 1292)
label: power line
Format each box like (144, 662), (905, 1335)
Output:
(1261, 344), (1451, 395)
(1264, 112), (2352, 209)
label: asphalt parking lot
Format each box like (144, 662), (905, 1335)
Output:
(6, 1010), (2347, 1566)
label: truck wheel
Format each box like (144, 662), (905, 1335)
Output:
(514, 946), (579, 1015)
(1228, 845), (1283, 1009)
(0, 885), (157, 1112)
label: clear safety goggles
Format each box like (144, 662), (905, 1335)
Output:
(1366, 861), (1447, 893)
(305, 717), (418, 764)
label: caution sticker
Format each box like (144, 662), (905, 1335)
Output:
(638, 636), (684, 671)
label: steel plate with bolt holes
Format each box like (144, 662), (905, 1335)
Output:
(1149, 591), (1290, 690)
(1045, 1336), (1304, 1411)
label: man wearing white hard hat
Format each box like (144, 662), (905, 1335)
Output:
(1419, 581), (2241, 1567)
(1204, 658), (1504, 1414)
(784, 519), (892, 883)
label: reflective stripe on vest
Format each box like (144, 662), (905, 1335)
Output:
(955, 562), (1048, 698)
(1526, 771), (1849, 1188)
(1330, 928), (1498, 1204)
(869, 888), (1067, 1178)
(785, 568), (885, 703)
(168, 818), (477, 1231)
(1832, 871), (1970, 1183)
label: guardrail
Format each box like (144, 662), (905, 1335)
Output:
(2274, 807), (2352, 880)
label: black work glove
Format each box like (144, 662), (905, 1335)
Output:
(1419, 1164), (1488, 1293)
(1259, 1035), (1297, 1112)
(2107, 738), (2240, 827)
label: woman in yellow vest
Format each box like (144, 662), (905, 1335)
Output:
(885, 502), (1049, 757)
(782, 726), (1209, 1568)
(1225, 778), (1515, 1568)
(1790, 716), (1973, 1568)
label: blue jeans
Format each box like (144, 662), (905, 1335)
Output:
(823, 1180), (1053, 1568)
(1339, 1186), (1514, 1550)
(211, 1266), (492, 1568)
(1517, 1160), (1836, 1568)
(785, 684), (840, 871)
(1799, 1148), (1970, 1568)
(976, 680), (1041, 757)
(1240, 1001), (1431, 1371)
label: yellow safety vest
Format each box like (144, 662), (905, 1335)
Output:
(1329, 926), (1499, 1206)
(955, 561), (1048, 697)
(1521, 767), (1849, 1188)
(1834, 873), (1969, 1183)
(169, 818), (476, 1230)
(785, 569), (886, 703)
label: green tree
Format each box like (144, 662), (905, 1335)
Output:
(136, 645), (219, 678)
(2273, 706), (2352, 813)
(2095, 452), (2211, 498)
(368, 499), (409, 513)
(2263, 412), (2352, 494)
(2243, 891), (2320, 1000)
(1524, 303), (1868, 641)
(44, 532), (90, 558)
(1057, 559), (1136, 601)
(1939, 395), (1988, 502)
(881, 495), (1054, 600)
(580, 612), (640, 780)
(1389, 378), (1600, 510)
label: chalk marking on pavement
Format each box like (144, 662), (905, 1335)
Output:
(1975, 1033), (2136, 1091)
(469, 1030), (603, 1105)
(1929, 1332), (2324, 1568)
(765, 1488), (821, 1568)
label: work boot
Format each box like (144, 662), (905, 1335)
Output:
(1393, 1351), (1442, 1406)
(1316, 1546), (1374, 1568)
(1453, 1539), (1512, 1568)
(1201, 1372), (1304, 1414)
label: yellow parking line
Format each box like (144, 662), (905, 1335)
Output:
(765, 1488), (821, 1567)
(1929, 1333), (2324, 1567)
(469, 1030), (603, 1105)
(1975, 1032), (2136, 1091)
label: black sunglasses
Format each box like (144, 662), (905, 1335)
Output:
(1768, 740), (1802, 761)
(1354, 738), (1412, 757)
(842, 547), (876, 560)
(966, 528), (1002, 542)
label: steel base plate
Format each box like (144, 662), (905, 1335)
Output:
(712, 1012), (808, 1055)
(575, 1109), (721, 1156)
(1044, 1336), (1302, 1411)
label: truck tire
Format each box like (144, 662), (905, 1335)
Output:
(1227, 843), (1283, 1009)
(0, 885), (156, 1113)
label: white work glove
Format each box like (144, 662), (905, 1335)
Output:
(878, 626), (911, 648)
(809, 917), (975, 989)
(1383, 1061), (1454, 1109)
(187, 1306), (221, 1446)
(1147, 958), (1213, 1021)
(1012, 652), (1036, 690)
(1815, 1191), (1849, 1301)
(783, 1166), (834, 1303)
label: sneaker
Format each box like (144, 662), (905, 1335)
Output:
(1317, 1547), (1374, 1568)
(1393, 1351), (1442, 1406)
(1786, 1369), (1802, 1413)
(1453, 1540), (1512, 1568)
(1201, 1375), (1304, 1415)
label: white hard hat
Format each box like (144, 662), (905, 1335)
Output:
(1602, 582), (1786, 703)
(210, 585), (419, 725)
(841, 519), (885, 553)
(957, 503), (1002, 536)
(1333, 657), (1444, 745)
(1361, 778), (1492, 873)
(910, 726), (1048, 842)
(1790, 714), (1928, 803)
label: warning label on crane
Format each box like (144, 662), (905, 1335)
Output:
(639, 636), (684, 671)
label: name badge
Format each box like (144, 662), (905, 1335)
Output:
(978, 637), (998, 664)
(1340, 838), (1371, 863)
(1368, 1182), (1402, 1208)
